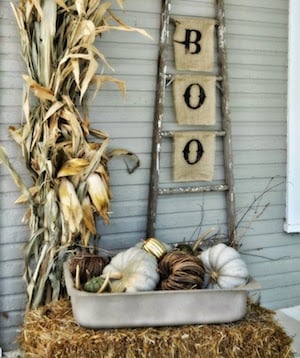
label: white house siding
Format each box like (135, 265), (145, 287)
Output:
(0, 0), (298, 351)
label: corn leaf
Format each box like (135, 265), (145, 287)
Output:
(117, 0), (125, 10)
(54, 0), (70, 11)
(92, 2), (111, 27)
(82, 196), (97, 235)
(0, 145), (34, 204)
(57, 158), (90, 177)
(39, 0), (57, 86)
(80, 55), (98, 102)
(75, 0), (86, 17)
(107, 148), (140, 174)
(44, 101), (64, 120)
(92, 75), (126, 99)
(23, 75), (56, 101)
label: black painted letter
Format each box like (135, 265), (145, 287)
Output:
(177, 29), (202, 54)
(183, 83), (206, 109)
(183, 139), (204, 165)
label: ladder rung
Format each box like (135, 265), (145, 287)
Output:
(160, 130), (226, 138)
(158, 184), (229, 195)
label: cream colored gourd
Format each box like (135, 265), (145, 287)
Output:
(199, 243), (249, 289)
(102, 247), (159, 293)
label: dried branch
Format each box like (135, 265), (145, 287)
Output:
(235, 177), (284, 243)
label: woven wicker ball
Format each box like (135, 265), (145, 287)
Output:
(158, 251), (205, 290)
(69, 252), (109, 284)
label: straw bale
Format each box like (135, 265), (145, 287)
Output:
(18, 299), (293, 357)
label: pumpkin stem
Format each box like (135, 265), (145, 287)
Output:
(192, 228), (215, 253)
(75, 264), (81, 290)
(97, 274), (110, 293)
(103, 271), (123, 280)
(210, 271), (219, 283)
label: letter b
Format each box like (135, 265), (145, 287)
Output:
(178, 29), (202, 54)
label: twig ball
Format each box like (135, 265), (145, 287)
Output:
(69, 252), (109, 284)
(158, 251), (205, 290)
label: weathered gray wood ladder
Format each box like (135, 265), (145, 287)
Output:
(146, 0), (237, 246)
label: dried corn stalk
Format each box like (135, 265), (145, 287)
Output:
(0, 0), (146, 310)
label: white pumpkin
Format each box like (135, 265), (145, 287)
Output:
(102, 247), (160, 293)
(199, 243), (249, 289)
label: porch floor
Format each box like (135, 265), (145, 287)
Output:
(276, 305), (300, 356)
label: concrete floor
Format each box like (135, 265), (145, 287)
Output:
(276, 306), (300, 357)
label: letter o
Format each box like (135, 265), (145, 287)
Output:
(183, 83), (206, 110)
(182, 139), (204, 165)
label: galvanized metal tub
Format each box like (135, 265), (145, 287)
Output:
(63, 261), (260, 328)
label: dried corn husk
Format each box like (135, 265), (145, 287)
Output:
(0, 0), (145, 310)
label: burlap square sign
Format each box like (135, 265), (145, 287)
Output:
(173, 131), (215, 182)
(173, 75), (216, 126)
(173, 17), (216, 72)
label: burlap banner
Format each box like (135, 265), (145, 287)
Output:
(173, 17), (216, 72)
(173, 75), (216, 126)
(173, 131), (215, 182)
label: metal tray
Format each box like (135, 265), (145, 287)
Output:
(63, 262), (260, 328)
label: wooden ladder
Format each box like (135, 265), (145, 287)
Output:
(146, 0), (237, 246)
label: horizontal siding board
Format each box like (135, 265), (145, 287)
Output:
(236, 204), (286, 224)
(234, 177), (285, 193)
(241, 243), (300, 265)
(0, 328), (22, 352)
(254, 272), (300, 290)
(228, 49), (287, 68)
(227, 20), (287, 39)
(247, 257), (300, 277)
(259, 285), (300, 310)
(107, 192), (227, 218)
(0, 260), (24, 279)
(225, 6), (287, 25)
(230, 79), (287, 95)
(237, 220), (286, 241)
(99, 209), (227, 238)
(231, 109), (287, 123)
(0, 293), (26, 312)
(264, 297), (300, 311)
(0, 243), (24, 262)
(0, 277), (25, 296)
(0, 226), (29, 245)
(171, 0), (215, 18)
(230, 93), (286, 108)
(155, 223), (228, 245)
(236, 191), (286, 209)
(226, 0), (287, 10)
(226, 34), (288, 53)
(240, 233), (299, 252)
(234, 150), (286, 165)
(229, 63), (287, 78)
(233, 136), (286, 150)
(0, 208), (26, 228)
(234, 163), (286, 179)
(0, 310), (24, 329)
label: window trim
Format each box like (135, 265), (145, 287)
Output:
(285, 0), (300, 232)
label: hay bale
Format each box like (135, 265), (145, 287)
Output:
(18, 299), (293, 357)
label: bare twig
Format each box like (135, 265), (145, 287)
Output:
(235, 177), (284, 242)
